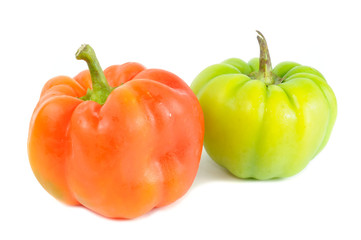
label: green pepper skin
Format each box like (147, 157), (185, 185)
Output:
(191, 57), (337, 180)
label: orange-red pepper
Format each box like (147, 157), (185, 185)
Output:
(28, 45), (204, 219)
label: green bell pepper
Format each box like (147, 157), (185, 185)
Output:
(191, 31), (337, 180)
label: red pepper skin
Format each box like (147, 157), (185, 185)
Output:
(28, 60), (204, 219)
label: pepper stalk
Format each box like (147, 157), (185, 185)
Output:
(255, 31), (277, 85)
(76, 44), (113, 105)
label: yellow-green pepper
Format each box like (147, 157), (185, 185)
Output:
(191, 31), (337, 180)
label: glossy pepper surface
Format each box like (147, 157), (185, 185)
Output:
(191, 32), (337, 180)
(28, 45), (204, 218)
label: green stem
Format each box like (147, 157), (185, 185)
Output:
(76, 44), (112, 105)
(256, 31), (274, 85)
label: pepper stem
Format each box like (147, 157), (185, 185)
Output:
(76, 44), (112, 105)
(256, 31), (275, 85)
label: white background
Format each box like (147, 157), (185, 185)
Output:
(1, 0), (360, 239)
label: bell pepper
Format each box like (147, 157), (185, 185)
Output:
(28, 44), (204, 218)
(191, 31), (337, 180)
